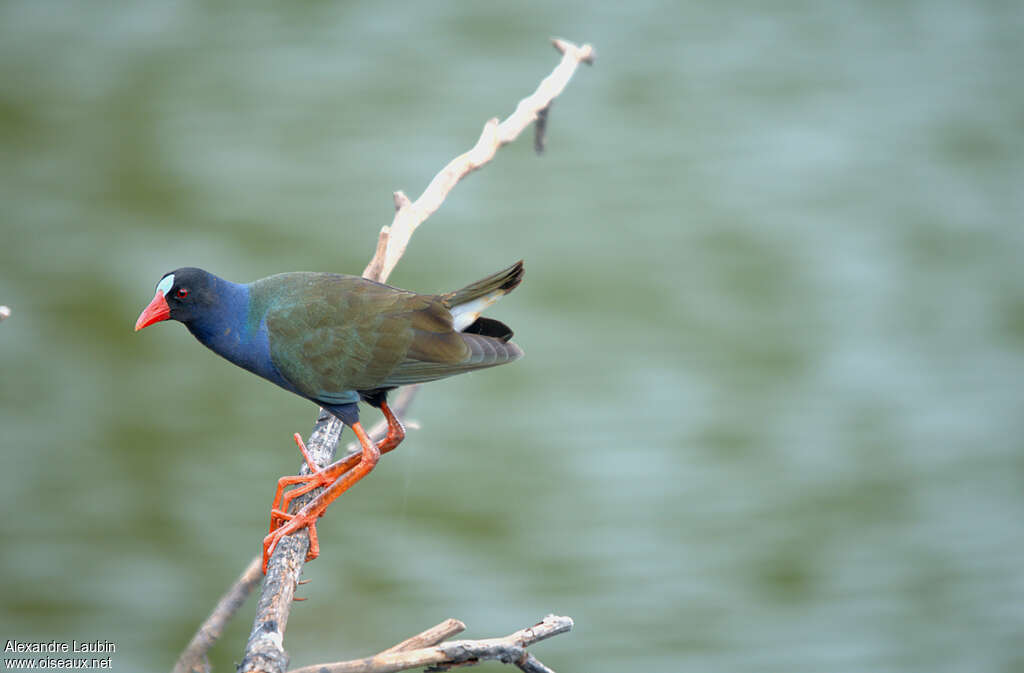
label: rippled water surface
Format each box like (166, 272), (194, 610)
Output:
(2, 2), (1022, 672)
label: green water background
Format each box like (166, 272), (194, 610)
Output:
(1, 2), (1022, 671)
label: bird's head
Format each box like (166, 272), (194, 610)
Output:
(134, 267), (218, 331)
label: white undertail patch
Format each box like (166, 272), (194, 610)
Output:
(451, 293), (501, 331)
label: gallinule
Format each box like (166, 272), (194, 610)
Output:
(135, 261), (524, 571)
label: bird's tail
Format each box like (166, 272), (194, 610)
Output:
(444, 260), (524, 336)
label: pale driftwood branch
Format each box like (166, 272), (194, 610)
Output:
(238, 384), (422, 673)
(380, 619), (466, 654)
(196, 37), (592, 673)
(236, 384), (408, 671)
(286, 615), (573, 673)
(237, 410), (344, 673)
(362, 38), (595, 283)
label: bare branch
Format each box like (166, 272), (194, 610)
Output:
(392, 191), (412, 211)
(236, 387), (424, 672)
(228, 38), (592, 673)
(286, 615), (573, 673)
(362, 39), (595, 283)
(173, 557), (263, 673)
(380, 619), (466, 654)
(238, 412), (343, 673)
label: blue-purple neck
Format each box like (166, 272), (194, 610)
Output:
(184, 278), (284, 387)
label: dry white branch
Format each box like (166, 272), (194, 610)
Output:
(286, 615), (573, 673)
(362, 38), (595, 283)
(379, 618), (466, 654)
(226, 38), (592, 673)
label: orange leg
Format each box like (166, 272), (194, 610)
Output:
(268, 434), (362, 533)
(268, 404), (405, 534)
(262, 404), (408, 573)
(376, 400), (406, 454)
(263, 419), (406, 573)
(268, 434), (325, 525)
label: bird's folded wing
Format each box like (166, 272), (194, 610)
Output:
(265, 276), (516, 400)
(380, 332), (524, 386)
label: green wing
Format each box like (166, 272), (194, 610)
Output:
(257, 273), (518, 404)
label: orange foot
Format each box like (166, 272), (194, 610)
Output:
(262, 404), (406, 573)
(263, 507), (321, 572)
(268, 433), (361, 535)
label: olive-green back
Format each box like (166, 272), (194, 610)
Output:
(253, 273), (477, 404)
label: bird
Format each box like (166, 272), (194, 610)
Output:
(135, 261), (524, 571)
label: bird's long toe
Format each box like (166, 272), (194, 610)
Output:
(262, 511), (320, 573)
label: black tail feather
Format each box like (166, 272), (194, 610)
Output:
(462, 316), (514, 342)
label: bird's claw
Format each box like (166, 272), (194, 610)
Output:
(262, 509), (320, 573)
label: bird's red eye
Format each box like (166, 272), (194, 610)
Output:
(176, 288), (189, 299)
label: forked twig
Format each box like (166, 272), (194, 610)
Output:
(175, 38), (592, 673)
(362, 38), (595, 283)
(287, 615), (573, 673)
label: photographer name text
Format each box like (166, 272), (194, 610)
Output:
(4, 640), (116, 654)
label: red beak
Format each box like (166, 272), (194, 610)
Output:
(135, 292), (171, 331)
